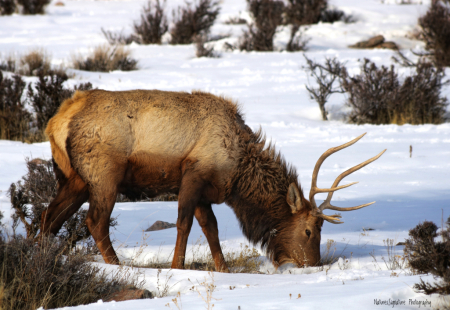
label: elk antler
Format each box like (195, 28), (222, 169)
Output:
(309, 133), (386, 224)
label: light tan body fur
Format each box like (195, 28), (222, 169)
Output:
(41, 88), (378, 271)
(43, 89), (254, 270)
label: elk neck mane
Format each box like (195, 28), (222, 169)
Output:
(225, 127), (303, 263)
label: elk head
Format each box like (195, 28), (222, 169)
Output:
(282, 133), (385, 267)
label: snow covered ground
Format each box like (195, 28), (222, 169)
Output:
(1, 0), (449, 308)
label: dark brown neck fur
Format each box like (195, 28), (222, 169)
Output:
(225, 128), (302, 265)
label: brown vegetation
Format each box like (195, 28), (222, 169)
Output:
(303, 56), (448, 124)
(72, 45), (138, 72)
(0, 72), (31, 141)
(404, 217), (450, 296)
(239, 0), (284, 51)
(0, 0), (16, 15)
(342, 58), (448, 125)
(418, 1), (450, 67)
(134, 0), (168, 44)
(170, 0), (220, 44)
(0, 234), (143, 310)
(17, 0), (49, 14)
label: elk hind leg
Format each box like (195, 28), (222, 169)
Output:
(41, 172), (89, 237)
(195, 203), (229, 272)
(85, 186), (119, 264)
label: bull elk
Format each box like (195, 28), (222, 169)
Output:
(41, 89), (385, 271)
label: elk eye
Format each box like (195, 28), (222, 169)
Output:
(305, 229), (311, 237)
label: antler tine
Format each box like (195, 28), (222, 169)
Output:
(309, 133), (386, 224)
(318, 149), (387, 212)
(309, 133), (367, 209)
(315, 213), (343, 224)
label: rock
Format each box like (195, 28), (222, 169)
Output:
(349, 35), (398, 50)
(105, 289), (153, 302)
(377, 41), (399, 50)
(145, 220), (176, 232)
(365, 35), (385, 47)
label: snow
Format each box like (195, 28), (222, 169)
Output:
(1, 0), (449, 308)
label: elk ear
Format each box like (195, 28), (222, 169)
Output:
(287, 183), (304, 214)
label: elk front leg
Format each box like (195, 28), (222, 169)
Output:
(171, 172), (205, 270)
(195, 203), (229, 272)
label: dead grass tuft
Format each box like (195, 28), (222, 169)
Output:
(72, 45), (138, 72)
(131, 237), (262, 274)
(18, 49), (51, 76)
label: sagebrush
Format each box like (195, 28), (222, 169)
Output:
(134, 0), (168, 44)
(418, 1), (450, 67)
(0, 0), (16, 15)
(0, 72), (31, 141)
(342, 58), (448, 125)
(404, 217), (450, 296)
(0, 0), (50, 15)
(239, 0), (284, 51)
(170, 0), (220, 44)
(0, 234), (140, 310)
(17, 0), (50, 14)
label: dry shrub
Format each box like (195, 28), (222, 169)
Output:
(418, 1), (450, 67)
(404, 217), (450, 296)
(73, 45), (138, 72)
(286, 26), (309, 52)
(195, 34), (218, 58)
(239, 0), (284, 51)
(0, 0), (15, 15)
(224, 16), (247, 25)
(342, 58), (448, 125)
(186, 244), (262, 273)
(319, 239), (338, 266)
(17, 0), (49, 14)
(223, 245), (262, 273)
(8, 157), (117, 249)
(18, 49), (51, 76)
(320, 8), (356, 23)
(134, 0), (168, 44)
(102, 0), (167, 45)
(0, 72), (32, 141)
(0, 234), (140, 310)
(285, 0), (326, 26)
(303, 54), (345, 120)
(0, 54), (16, 72)
(170, 0), (220, 45)
(28, 70), (93, 134)
(1, 50), (56, 77)
(283, 0), (328, 51)
(101, 29), (139, 45)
